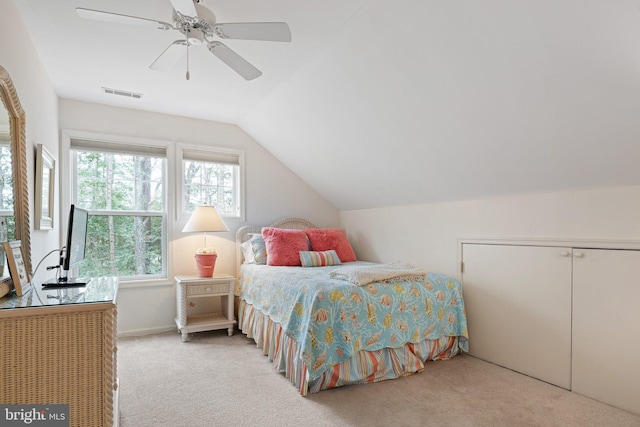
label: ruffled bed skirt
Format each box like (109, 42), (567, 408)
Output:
(237, 299), (464, 396)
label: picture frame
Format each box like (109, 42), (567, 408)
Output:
(4, 240), (32, 296)
(35, 143), (55, 230)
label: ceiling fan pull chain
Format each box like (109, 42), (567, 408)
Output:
(185, 28), (191, 80)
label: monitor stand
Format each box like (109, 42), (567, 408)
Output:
(42, 277), (88, 288)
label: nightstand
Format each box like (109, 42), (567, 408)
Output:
(175, 274), (236, 342)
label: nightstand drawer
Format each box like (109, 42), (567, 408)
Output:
(187, 283), (229, 296)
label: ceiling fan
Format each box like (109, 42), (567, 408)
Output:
(76, 0), (291, 81)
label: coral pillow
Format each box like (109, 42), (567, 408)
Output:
(262, 227), (309, 266)
(305, 228), (357, 262)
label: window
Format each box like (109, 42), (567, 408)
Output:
(71, 139), (167, 280)
(181, 146), (243, 218)
(0, 139), (12, 212)
(0, 136), (14, 241)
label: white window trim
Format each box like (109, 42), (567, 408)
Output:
(61, 129), (175, 286)
(176, 142), (245, 222)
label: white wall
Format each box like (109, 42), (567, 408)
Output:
(340, 185), (640, 280)
(58, 99), (339, 335)
(0, 0), (60, 279)
(242, 1), (640, 212)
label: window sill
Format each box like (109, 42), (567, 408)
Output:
(117, 277), (174, 289)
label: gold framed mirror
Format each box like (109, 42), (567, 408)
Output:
(0, 65), (32, 276)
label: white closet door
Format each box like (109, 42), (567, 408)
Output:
(572, 249), (640, 415)
(462, 244), (572, 389)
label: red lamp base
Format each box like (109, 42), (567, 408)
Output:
(195, 253), (217, 278)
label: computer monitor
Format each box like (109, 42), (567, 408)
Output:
(43, 204), (89, 287)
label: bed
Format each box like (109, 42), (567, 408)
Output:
(235, 217), (468, 395)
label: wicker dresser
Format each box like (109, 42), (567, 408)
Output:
(0, 277), (119, 427)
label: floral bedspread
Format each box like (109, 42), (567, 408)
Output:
(236, 262), (469, 380)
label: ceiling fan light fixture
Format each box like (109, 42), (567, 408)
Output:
(187, 28), (204, 45)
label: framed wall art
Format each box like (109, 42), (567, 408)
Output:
(4, 240), (31, 296)
(35, 143), (55, 230)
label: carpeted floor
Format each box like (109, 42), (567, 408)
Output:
(117, 330), (640, 427)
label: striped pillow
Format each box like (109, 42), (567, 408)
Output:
(299, 250), (342, 267)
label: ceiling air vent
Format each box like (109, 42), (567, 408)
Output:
(102, 87), (143, 99)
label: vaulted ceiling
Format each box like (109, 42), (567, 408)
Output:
(12, 0), (640, 211)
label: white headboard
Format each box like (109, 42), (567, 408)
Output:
(235, 217), (318, 276)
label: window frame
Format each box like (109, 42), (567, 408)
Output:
(61, 130), (173, 286)
(176, 143), (245, 222)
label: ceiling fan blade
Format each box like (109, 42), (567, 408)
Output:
(169, 0), (198, 18)
(207, 42), (262, 81)
(150, 41), (187, 71)
(213, 22), (292, 42)
(76, 8), (172, 30)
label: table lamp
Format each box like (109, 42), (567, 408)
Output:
(182, 205), (229, 277)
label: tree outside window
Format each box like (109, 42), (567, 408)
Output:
(180, 146), (243, 219)
(183, 159), (238, 216)
(74, 149), (166, 279)
(0, 142), (15, 241)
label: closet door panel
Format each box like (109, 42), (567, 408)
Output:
(572, 249), (640, 415)
(462, 244), (572, 389)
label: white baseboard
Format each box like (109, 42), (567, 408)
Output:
(118, 325), (177, 338)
